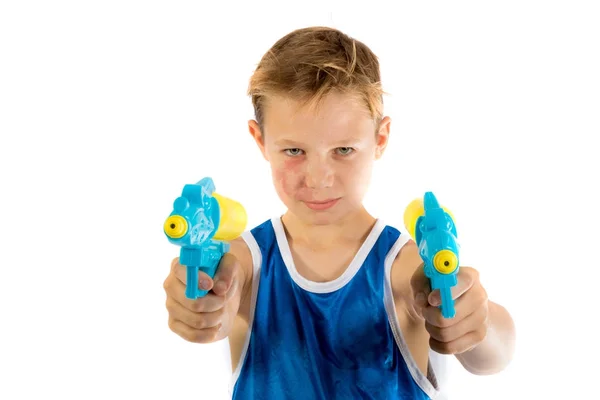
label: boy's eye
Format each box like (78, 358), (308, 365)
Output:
(284, 148), (304, 156)
(336, 147), (354, 155)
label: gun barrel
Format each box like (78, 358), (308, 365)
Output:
(164, 215), (188, 239)
(433, 249), (458, 274)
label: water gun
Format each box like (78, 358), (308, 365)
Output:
(404, 192), (460, 318)
(163, 177), (247, 299)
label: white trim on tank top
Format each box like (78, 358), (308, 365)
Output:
(271, 216), (386, 293)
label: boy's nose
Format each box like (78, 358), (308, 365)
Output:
(305, 161), (334, 189)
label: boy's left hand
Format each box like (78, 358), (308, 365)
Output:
(411, 265), (490, 355)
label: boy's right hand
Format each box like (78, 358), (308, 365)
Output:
(163, 254), (242, 344)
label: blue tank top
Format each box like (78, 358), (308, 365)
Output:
(230, 217), (440, 399)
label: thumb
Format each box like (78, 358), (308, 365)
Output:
(212, 253), (240, 296)
(410, 262), (431, 308)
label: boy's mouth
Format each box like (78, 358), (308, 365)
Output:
(303, 198), (340, 211)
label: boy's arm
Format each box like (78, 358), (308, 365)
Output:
(391, 240), (516, 376)
(218, 236), (254, 324)
(453, 300), (516, 375)
(226, 236), (255, 320)
(222, 236), (255, 370)
(390, 240), (433, 376)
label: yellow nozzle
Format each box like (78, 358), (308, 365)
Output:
(213, 193), (248, 241)
(433, 249), (458, 274)
(403, 198), (425, 239)
(164, 215), (188, 239)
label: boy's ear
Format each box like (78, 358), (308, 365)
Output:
(375, 116), (391, 159)
(248, 120), (268, 161)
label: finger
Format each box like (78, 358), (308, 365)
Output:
(164, 275), (226, 313)
(410, 261), (431, 307)
(427, 266), (478, 307)
(422, 286), (488, 328)
(429, 328), (488, 355)
(165, 296), (224, 330)
(212, 253), (240, 296)
(426, 305), (488, 343)
(168, 318), (221, 344)
(224, 275), (241, 302)
(171, 257), (214, 292)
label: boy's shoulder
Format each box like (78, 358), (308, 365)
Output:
(226, 218), (277, 295)
(246, 217), (276, 236)
(238, 218), (278, 252)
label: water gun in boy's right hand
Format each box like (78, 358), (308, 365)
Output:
(163, 177), (247, 300)
(403, 192), (460, 319)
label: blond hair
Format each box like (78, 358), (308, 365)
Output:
(247, 26), (386, 132)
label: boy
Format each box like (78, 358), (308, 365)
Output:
(163, 26), (516, 399)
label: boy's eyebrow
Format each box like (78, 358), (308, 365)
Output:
(274, 139), (305, 147)
(274, 137), (363, 147)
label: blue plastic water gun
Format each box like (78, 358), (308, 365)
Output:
(404, 192), (460, 318)
(163, 177), (247, 299)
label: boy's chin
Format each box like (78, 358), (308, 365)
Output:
(301, 213), (339, 226)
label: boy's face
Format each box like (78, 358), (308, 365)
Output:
(248, 91), (391, 225)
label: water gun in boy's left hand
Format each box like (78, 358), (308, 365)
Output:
(404, 192), (460, 319)
(163, 177), (247, 300)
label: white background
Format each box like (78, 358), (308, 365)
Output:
(1, 1), (598, 399)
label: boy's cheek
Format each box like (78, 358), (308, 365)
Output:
(342, 164), (373, 196)
(272, 164), (301, 198)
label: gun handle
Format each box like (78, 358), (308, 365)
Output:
(185, 265), (201, 299)
(184, 260), (222, 299)
(180, 241), (230, 300)
(439, 286), (456, 318)
(184, 253), (224, 300)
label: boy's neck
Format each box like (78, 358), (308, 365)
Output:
(280, 207), (376, 249)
